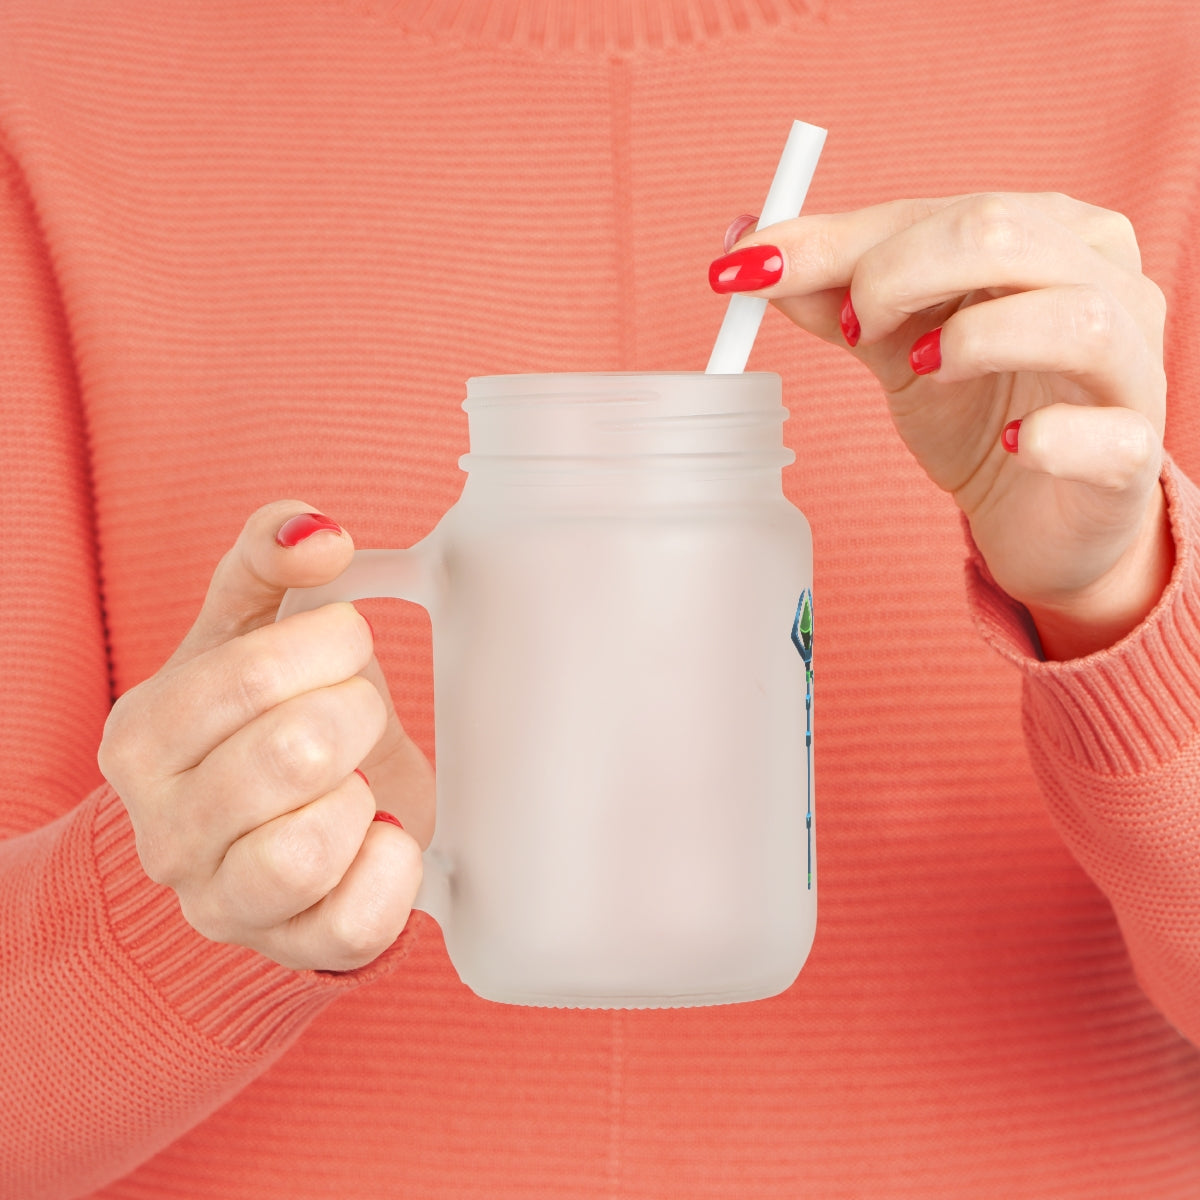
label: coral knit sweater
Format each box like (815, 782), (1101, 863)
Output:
(2, 1), (1200, 1197)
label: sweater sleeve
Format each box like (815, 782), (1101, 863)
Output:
(0, 149), (418, 1198)
(966, 456), (1200, 1048)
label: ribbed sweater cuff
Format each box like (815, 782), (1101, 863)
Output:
(965, 455), (1200, 775)
(91, 783), (420, 1058)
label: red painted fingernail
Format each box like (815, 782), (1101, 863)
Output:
(1002, 419), (1022, 453)
(910, 327), (942, 375)
(708, 244), (784, 293)
(839, 290), (860, 347)
(354, 768), (370, 787)
(372, 810), (404, 830)
(722, 213), (759, 253)
(275, 512), (343, 548)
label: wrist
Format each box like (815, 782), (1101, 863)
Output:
(1021, 483), (1174, 660)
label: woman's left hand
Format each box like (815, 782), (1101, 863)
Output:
(711, 192), (1172, 659)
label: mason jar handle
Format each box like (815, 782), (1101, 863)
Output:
(275, 544), (452, 929)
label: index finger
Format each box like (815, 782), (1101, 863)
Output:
(729, 191), (1143, 298)
(135, 601), (374, 777)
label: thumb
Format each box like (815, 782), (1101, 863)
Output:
(1007, 403), (1161, 496)
(166, 500), (356, 670)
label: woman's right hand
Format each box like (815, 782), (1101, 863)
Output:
(97, 501), (434, 972)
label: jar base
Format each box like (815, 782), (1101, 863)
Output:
(462, 971), (804, 1010)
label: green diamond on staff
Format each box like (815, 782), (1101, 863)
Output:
(791, 589), (813, 664)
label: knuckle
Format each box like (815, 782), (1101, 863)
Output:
(1082, 204), (1142, 272)
(1117, 414), (1160, 474)
(1094, 458), (1144, 494)
(258, 813), (341, 899)
(1100, 208), (1138, 252)
(905, 195), (947, 227)
(789, 222), (840, 280)
(232, 645), (288, 716)
(1032, 190), (1077, 226)
(97, 687), (148, 782)
(333, 603), (376, 667)
(847, 256), (894, 322)
(1087, 414), (1160, 492)
(1062, 286), (1118, 348)
(325, 903), (393, 967)
(95, 725), (124, 785)
(176, 889), (237, 946)
(1141, 276), (1168, 324)
(949, 314), (990, 371)
(962, 194), (1030, 262)
(261, 710), (337, 789)
(346, 673), (388, 734)
(134, 825), (185, 887)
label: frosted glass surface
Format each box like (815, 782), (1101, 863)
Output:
(278, 373), (815, 1007)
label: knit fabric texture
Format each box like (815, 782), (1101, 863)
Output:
(1, 1), (1199, 1196)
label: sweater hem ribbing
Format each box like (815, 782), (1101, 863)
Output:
(90, 783), (419, 1059)
(965, 455), (1200, 776)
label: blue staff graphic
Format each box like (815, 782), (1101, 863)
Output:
(790, 589), (814, 889)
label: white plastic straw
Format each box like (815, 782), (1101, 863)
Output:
(705, 120), (827, 374)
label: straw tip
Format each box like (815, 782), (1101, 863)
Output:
(704, 119), (827, 373)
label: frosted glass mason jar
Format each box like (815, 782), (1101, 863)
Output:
(278, 372), (815, 1008)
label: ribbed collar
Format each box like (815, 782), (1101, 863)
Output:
(350, 0), (827, 52)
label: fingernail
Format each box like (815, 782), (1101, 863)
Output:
(839, 290), (860, 347)
(276, 512), (343, 548)
(354, 768), (370, 787)
(708, 244), (784, 294)
(722, 213), (759, 254)
(372, 810), (404, 830)
(910, 327), (942, 375)
(1002, 419), (1022, 453)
